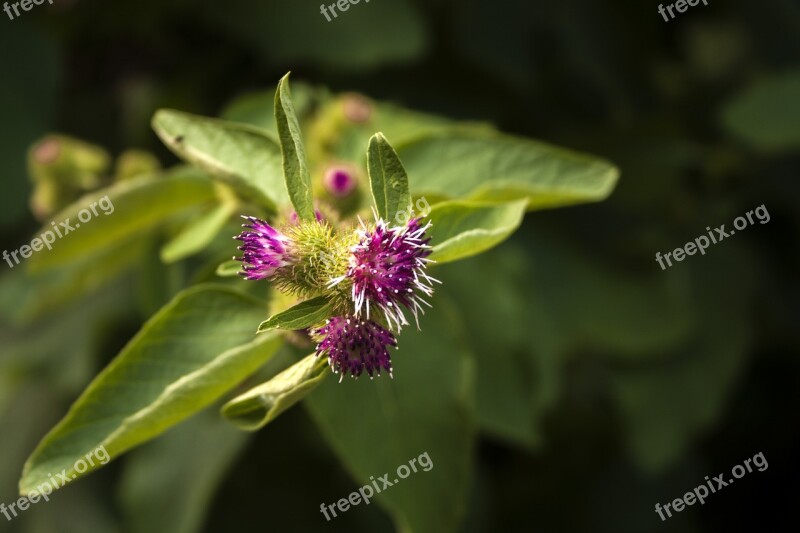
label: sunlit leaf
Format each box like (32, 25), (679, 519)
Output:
(222, 354), (328, 431)
(161, 203), (235, 264)
(398, 131), (618, 209)
(275, 73), (315, 221)
(27, 168), (216, 273)
(428, 199), (527, 264)
(257, 296), (332, 332)
(152, 110), (286, 208)
(20, 285), (281, 495)
(367, 133), (411, 222)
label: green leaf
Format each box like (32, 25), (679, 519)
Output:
(369, 102), (469, 143)
(1, 236), (147, 323)
(721, 69), (800, 152)
(222, 354), (328, 431)
(215, 260), (241, 278)
(397, 131), (619, 209)
(306, 297), (476, 533)
(119, 410), (250, 533)
(428, 199), (528, 264)
(610, 243), (756, 472)
(257, 296), (332, 332)
(19, 285), (282, 495)
(0, 283), (132, 396)
(152, 110), (286, 208)
(0, 384), (63, 511)
(522, 226), (700, 358)
(27, 169), (216, 273)
(275, 73), (314, 221)
(437, 247), (561, 450)
(322, 103), (493, 164)
(0, 386), (123, 532)
(367, 132), (411, 222)
(160, 203), (235, 264)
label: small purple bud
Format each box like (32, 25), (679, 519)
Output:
(323, 166), (357, 198)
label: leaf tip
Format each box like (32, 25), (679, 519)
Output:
(369, 131), (388, 145)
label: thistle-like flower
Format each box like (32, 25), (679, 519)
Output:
(332, 217), (437, 330)
(235, 211), (439, 381)
(313, 316), (397, 381)
(235, 216), (294, 280)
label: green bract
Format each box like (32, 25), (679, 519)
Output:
(269, 219), (356, 301)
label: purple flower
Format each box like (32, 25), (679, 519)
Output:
(323, 166), (357, 198)
(235, 216), (293, 280)
(335, 217), (437, 330)
(313, 316), (397, 381)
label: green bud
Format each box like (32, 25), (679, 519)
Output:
(28, 135), (111, 220)
(114, 149), (161, 181)
(272, 220), (357, 301)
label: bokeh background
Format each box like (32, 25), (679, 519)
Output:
(1, 0), (799, 531)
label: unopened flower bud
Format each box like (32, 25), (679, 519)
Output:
(323, 165), (357, 198)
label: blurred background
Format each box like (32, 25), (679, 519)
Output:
(1, 0), (798, 531)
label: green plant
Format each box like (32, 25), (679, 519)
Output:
(16, 72), (617, 531)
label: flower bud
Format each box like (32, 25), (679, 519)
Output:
(323, 165), (358, 198)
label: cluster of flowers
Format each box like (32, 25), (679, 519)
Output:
(235, 210), (437, 382)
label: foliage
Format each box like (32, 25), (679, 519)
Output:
(12, 74), (616, 532)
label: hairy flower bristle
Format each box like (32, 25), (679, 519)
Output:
(313, 316), (397, 381)
(234, 216), (294, 280)
(331, 217), (438, 331)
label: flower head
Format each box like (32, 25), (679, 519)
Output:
(235, 216), (294, 280)
(339, 217), (437, 330)
(313, 316), (397, 381)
